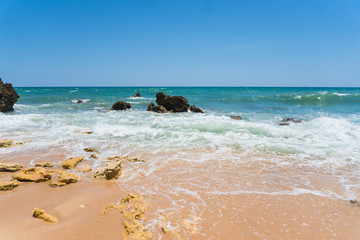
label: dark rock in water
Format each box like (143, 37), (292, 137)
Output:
(111, 101), (131, 111)
(131, 93), (141, 98)
(76, 100), (83, 104)
(279, 118), (302, 126)
(147, 92), (203, 114)
(155, 92), (189, 112)
(230, 116), (242, 120)
(147, 103), (168, 113)
(0, 78), (20, 112)
(190, 105), (204, 113)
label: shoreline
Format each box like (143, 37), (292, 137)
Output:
(1, 148), (360, 239)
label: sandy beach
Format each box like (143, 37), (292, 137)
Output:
(1, 147), (360, 240)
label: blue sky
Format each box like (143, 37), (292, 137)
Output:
(0, 0), (359, 87)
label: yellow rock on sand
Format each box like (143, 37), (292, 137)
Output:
(32, 208), (57, 223)
(12, 167), (79, 187)
(12, 167), (52, 182)
(0, 139), (31, 148)
(35, 162), (54, 168)
(90, 154), (98, 159)
(61, 156), (85, 170)
(107, 155), (146, 163)
(91, 161), (122, 181)
(0, 163), (23, 172)
(49, 170), (79, 187)
(0, 180), (19, 191)
(0, 139), (14, 148)
(103, 193), (151, 240)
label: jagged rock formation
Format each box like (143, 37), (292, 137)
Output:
(91, 161), (122, 181)
(0, 180), (19, 191)
(0, 163), (23, 172)
(61, 156), (85, 170)
(12, 167), (79, 187)
(147, 92), (203, 113)
(0, 78), (19, 112)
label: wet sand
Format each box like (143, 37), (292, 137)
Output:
(1, 150), (360, 239)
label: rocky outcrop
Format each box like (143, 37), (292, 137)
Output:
(91, 161), (122, 181)
(156, 92), (189, 112)
(0, 180), (19, 191)
(0, 78), (20, 112)
(12, 167), (52, 182)
(76, 100), (83, 104)
(35, 162), (54, 168)
(190, 105), (204, 113)
(279, 118), (302, 126)
(147, 103), (168, 113)
(147, 92), (203, 113)
(32, 208), (57, 223)
(0, 139), (14, 148)
(230, 116), (242, 120)
(12, 167), (79, 186)
(131, 93), (141, 98)
(61, 156), (85, 170)
(111, 101), (131, 111)
(49, 170), (79, 187)
(0, 163), (23, 172)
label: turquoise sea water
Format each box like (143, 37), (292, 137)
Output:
(1, 87), (359, 162)
(11, 87), (360, 121)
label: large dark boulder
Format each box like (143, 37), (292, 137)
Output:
(111, 101), (131, 111)
(155, 92), (190, 112)
(0, 78), (20, 113)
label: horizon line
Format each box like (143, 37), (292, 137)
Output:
(13, 85), (360, 88)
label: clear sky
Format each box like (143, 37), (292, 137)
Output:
(0, 0), (359, 87)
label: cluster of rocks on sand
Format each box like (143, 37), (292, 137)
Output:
(0, 145), (147, 224)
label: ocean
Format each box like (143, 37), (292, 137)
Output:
(2, 87), (360, 163)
